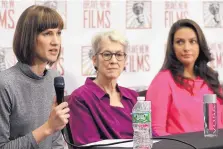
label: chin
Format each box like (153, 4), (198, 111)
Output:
(47, 58), (58, 63)
(106, 75), (119, 80)
(182, 61), (195, 66)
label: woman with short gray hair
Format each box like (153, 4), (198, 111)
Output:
(69, 30), (138, 145)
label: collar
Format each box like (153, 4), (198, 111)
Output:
(85, 77), (132, 100)
(183, 76), (204, 86)
(17, 61), (48, 80)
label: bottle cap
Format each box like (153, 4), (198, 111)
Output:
(203, 94), (216, 103)
(137, 96), (145, 101)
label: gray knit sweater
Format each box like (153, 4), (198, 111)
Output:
(0, 62), (64, 149)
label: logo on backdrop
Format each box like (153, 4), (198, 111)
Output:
(83, 0), (111, 28)
(126, 0), (152, 29)
(209, 43), (223, 69)
(0, 0), (15, 29)
(0, 47), (17, 71)
(35, 0), (67, 28)
(165, 1), (189, 28)
(203, 2), (223, 28)
(126, 44), (150, 72)
(81, 46), (96, 76)
(50, 47), (64, 76)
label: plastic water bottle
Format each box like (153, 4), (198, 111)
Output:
(132, 97), (152, 149)
(203, 94), (218, 137)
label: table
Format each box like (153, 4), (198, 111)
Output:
(91, 129), (223, 149)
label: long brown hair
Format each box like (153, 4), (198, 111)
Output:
(161, 19), (222, 99)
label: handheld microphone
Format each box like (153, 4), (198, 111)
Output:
(54, 76), (65, 136)
(54, 76), (65, 105)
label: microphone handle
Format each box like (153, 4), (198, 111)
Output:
(56, 87), (64, 104)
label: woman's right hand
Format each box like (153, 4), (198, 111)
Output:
(46, 99), (70, 134)
(32, 98), (70, 144)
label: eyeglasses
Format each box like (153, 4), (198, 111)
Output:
(96, 51), (127, 61)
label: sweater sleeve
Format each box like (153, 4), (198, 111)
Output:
(0, 85), (38, 149)
(51, 131), (65, 149)
(68, 93), (101, 145)
(146, 71), (172, 136)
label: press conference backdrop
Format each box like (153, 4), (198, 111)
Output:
(0, 0), (223, 95)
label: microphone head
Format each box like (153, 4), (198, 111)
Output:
(54, 76), (65, 89)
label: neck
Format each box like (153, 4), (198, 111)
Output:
(94, 76), (117, 94)
(184, 65), (196, 79)
(31, 63), (47, 76)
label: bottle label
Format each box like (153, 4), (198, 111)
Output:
(132, 112), (151, 123)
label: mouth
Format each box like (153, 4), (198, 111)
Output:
(49, 49), (59, 55)
(182, 54), (192, 58)
(108, 68), (118, 71)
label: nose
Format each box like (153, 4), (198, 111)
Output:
(110, 53), (118, 63)
(184, 41), (191, 51)
(51, 34), (60, 46)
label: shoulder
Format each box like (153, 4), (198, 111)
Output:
(69, 84), (90, 103)
(146, 70), (173, 100)
(148, 69), (174, 90)
(154, 70), (172, 80)
(0, 65), (20, 89)
(73, 85), (88, 96)
(150, 70), (173, 85)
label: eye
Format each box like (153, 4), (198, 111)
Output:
(43, 32), (49, 36)
(176, 40), (184, 45)
(103, 52), (111, 57)
(57, 31), (62, 36)
(190, 40), (197, 44)
(43, 31), (52, 36)
(116, 52), (124, 57)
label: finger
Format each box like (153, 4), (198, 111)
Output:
(61, 107), (70, 115)
(58, 112), (70, 119)
(54, 109), (70, 118)
(56, 102), (68, 110)
(53, 108), (69, 119)
(63, 114), (70, 119)
(63, 118), (69, 124)
(59, 117), (69, 125)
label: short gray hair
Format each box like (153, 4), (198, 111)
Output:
(91, 30), (128, 55)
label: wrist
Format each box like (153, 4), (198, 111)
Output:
(32, 121), (54, 144)
(43, 121), (54, 136)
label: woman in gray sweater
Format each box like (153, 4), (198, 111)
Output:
(0, 5), (70, 149)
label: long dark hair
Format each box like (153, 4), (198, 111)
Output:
(161, 19), (222, 99)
